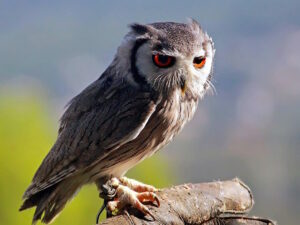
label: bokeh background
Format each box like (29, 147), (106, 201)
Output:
(1, 1), (300, 224)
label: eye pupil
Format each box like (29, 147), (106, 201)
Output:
(193, 57), (203, 64)
(193, 56), (206, 69)
(158, 55), (169, 64)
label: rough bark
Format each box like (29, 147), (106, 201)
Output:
(98, 178), (276, 225)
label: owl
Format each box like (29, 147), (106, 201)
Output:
(20, 19), (215, 224)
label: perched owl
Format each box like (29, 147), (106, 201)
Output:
(20, 19), (215, 224)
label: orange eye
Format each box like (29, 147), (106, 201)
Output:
(193, 56), (206, 69)
(152, 54), (175, 68)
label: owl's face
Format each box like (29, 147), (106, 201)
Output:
(115, 20), (215, 98)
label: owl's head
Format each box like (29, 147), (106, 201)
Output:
(114, 19), (215, 98)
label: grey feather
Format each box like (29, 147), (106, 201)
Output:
(23, 72), (159, 196)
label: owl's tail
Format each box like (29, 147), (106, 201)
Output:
(19, 179), (80, 224)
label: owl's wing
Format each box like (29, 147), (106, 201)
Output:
(23, 74), (159, 198)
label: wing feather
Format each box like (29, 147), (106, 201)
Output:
(23, 72), (158, 198)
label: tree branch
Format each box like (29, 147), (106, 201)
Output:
(98, 178), (275, 225)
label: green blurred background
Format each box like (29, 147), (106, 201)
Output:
(1, 1), (300, 225)
(0, 91), (174, 224)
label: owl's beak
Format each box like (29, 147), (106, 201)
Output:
(180, 76), (186, 94)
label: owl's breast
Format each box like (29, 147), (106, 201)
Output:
(107, 90), (199, 177)
(132, 92), (198, 157)
(151, 90), (199, 143)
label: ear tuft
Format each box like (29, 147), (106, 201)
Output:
(129, 23), (162, 37)
(187, 18), (202, 34)
(129, 23), (150, 35)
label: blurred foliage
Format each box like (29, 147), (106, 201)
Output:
(0, 93), (174, 225)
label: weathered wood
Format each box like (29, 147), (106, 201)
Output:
(98, 178), (275, 225)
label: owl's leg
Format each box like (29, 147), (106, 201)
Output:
(103, 177), (159, 219)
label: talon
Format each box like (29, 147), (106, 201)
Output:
(133, 198), (152, 217)
(146, 210), (156, 221)
(154, 194), (160, 207)
(137, 192), (160, 207)
(139, 204), (156, 221)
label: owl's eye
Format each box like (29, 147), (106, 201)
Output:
(193, 56), (206, 69)
(152, 54), (175, 68)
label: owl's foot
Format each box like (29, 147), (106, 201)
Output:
(99, 177), (159, 221)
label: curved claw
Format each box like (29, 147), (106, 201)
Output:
(146, 210), (156, 221)
(137, 192), (160, 207)
(141, 205), (156, 221)
(154, 195), (160, 207)
(152, 193), (160, 207)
